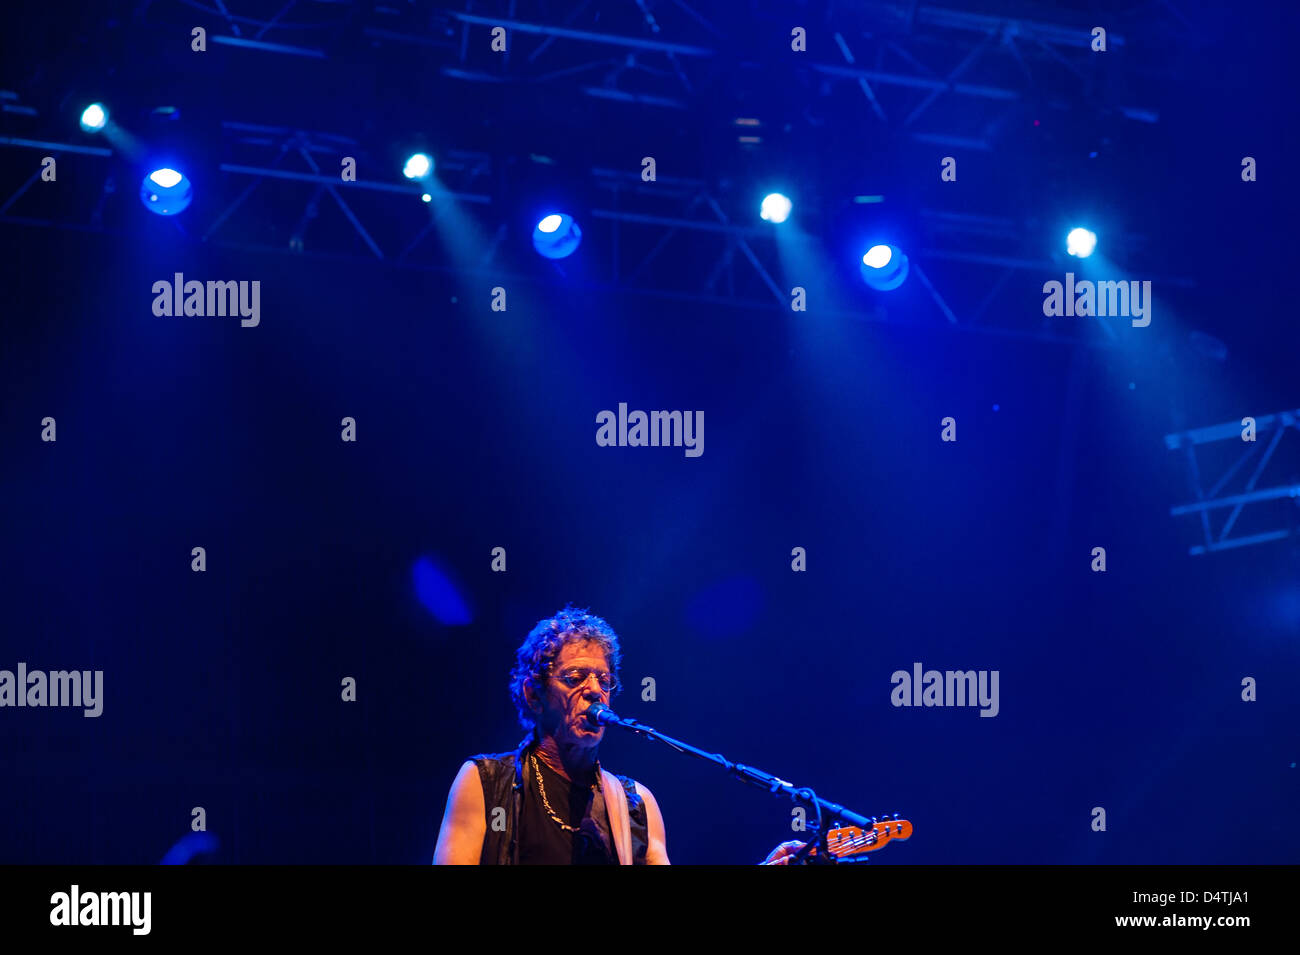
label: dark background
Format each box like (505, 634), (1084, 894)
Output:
(1, 0), (1297, 864)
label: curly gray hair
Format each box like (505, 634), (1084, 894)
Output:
(509, 604), (623, 732)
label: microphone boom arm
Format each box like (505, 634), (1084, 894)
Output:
(591, 706), (874, 833)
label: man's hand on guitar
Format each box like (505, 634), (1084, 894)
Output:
(758, 819), (913, 864)
(759, 840), (812, 865)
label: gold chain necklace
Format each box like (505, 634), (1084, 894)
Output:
(530, 752), (596, 833)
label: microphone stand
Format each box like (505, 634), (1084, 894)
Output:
(595, 708), (879, 865)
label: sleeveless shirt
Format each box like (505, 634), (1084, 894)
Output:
(469, 735), (650, 865)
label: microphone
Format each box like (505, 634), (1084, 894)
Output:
(585, 703), (620, 727)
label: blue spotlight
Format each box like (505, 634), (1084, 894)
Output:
(1066, 227), (1097, 258)
(860, 244), (909, 291)
(160, 831), (219, 865)
(412, 556), (473, 626)
(421, 193), (432, 203)
(760, 193), (792, 224)
(79, 103), (108, 133)
(532, 213), (582, 259)
(403, 153), (433, 180)
(140, 167), (193, 216)
(863, 245), (892, 268)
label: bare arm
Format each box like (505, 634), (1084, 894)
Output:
(636, 782), (670, 865)
(432, 760), (487, 865)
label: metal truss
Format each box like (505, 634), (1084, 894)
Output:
(456, 0), (1168, 139)
(119, 1), (1186, 149)
(0, 0), (1202, 346)
(0, 118), (1179, 349)
(210, 121), (495, 257)
(380, 0), (1169, 153)
(1165, 411), (1300, 556)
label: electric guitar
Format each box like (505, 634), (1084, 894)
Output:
(812, 815), (913, 862)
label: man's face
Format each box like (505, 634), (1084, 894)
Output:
(535, 640), (614, 748)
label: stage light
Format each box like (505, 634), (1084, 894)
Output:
(413, 556), (473, 626)
(160, 831), (219, 865)
(1066, 227), (1097, 258)
(860, 244), (909, 291)
(79, 103), (108, 132)
(863, 245), (892, 268)
(403, 153), (433, 180)
(421, 193), (432, 203)
(760, 193), (791, 224)
(139, 167), (193, 216)
(149, 168), (182, 188)
(532, 213), (582, 259)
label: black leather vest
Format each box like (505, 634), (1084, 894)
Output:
(471, 735), (649, 865)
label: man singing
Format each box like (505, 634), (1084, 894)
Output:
(433, 605), (667, 864)
(433, 604), (802, 864)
